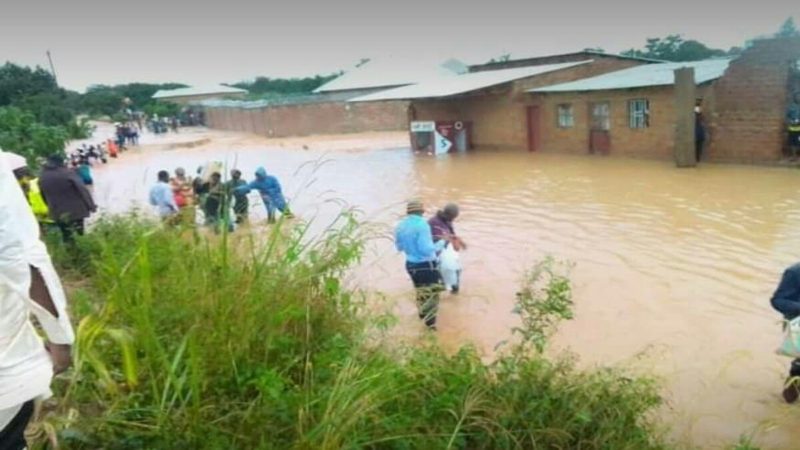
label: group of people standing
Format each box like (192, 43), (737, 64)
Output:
(149, 165), (293, 230)
(13, 153), (97, 244)
(395, 200), (465, 330)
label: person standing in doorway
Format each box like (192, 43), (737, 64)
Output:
(395, 200), (447, 330)
(149, 170), (179, 222)
(38, 154), (97, 243)
(787, 92), (800, 160)
(1, 151), (75, 450)
(770, 262), (800, 403)
(429, 203), (467, 293)
(695, 101), (706, 163)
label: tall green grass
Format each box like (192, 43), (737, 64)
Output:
(36, 214), (671, 449)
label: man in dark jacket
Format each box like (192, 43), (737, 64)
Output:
(771, 262), (800, 403)
(38, 154), (97, 243)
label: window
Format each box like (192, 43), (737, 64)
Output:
(557, 104), (574, 128)
(591, 102), (610, 130)
(628, 99), (650, 129)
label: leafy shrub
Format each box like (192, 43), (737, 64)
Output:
(36, 215), (670, 450)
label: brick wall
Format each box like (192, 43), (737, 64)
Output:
(708, 37), (800, 163)
(411, 58), (645, 149)
(534, 84), (714, 159)
(204, 100), (408, 137)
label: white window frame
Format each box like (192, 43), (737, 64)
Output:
(628, 99), (650, 129)
(557, 104), (574, 128)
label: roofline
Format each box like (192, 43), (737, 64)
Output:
(349, 60), (593, 103)
(314, 83), (413, 94)
(468, 51), (665, 72)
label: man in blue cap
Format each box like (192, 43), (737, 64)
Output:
(395, 199), (448, 330)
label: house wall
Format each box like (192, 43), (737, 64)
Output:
(707, 37), (800, 163)
(533, 84), (714, 159)
(409, 58), (646, 149)
(533, 86), (677, 158)
(204, 100), (408, 137)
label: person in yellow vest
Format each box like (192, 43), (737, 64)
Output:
(12, 165), (53, 227)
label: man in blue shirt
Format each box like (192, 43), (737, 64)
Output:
(234, 167), (293, 223)
(149, 170), (178, 221)
(395, 199), (447, 329)
(771, 262), (800, 403)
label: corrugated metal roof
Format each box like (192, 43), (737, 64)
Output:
(349, 60), (592, 102)
(530, 59), (732, 93)
(152, 85), (248, 99)
(468, 50), (664, 71)
(314, 57), (467, 93)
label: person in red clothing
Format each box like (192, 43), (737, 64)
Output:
(428, 203), (466, 293)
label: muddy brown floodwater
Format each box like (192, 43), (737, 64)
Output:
(86, 124), (800, 449)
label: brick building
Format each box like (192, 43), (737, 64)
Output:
(351, 41), (800, 165)
(528, 59), (729, 159)
(351, 52), (654, 150)
(707, 38), (800, 163)
(201, 58), (468, 137)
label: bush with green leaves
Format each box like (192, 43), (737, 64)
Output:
(36, 214), (672, 449)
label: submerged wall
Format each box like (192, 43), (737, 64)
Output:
(203, 100), (408, 138)
(708, 37), (800, 163)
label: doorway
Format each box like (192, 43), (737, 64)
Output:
(589, 102), (611, 155)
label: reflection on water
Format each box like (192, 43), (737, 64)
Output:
(91, 127), (800, 449)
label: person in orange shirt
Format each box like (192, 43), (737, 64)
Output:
(170, 167), (196, 226)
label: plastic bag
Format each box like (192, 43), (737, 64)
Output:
(439, 244), (461, 291)
(778, 317), (800, 358)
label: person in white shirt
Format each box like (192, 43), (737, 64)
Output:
(0, 150), (75, 450)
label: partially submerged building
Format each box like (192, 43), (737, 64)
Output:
(528, 59), (730, 159)
(350, 51), (655, 152)
(202, 58), (467, 138)
(152, 85), (248, 105)
(351, 40), (800, 165)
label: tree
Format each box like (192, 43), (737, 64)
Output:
(0, 107), (69, 168)
(622, 34), (727, 61)
(776, 17), (800, 38)
(231, 74), (339, 97)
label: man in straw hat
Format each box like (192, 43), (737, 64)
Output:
(0, 150), (74, 450)
(395, 199), (448, 330)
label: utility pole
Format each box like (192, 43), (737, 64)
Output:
(46, 50), (59, 86)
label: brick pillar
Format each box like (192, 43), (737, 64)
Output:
(674, 67), (696, 167)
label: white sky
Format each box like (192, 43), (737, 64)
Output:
(1, 0), (797, 91)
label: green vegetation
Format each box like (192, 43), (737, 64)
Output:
(80, 83), (187, 118)
(0, 63), (92, 166)
(622, 35), (734, 61)
(232, 74), (340, 98)
(33, 215), (671, 449)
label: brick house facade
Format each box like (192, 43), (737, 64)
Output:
(408, 56), (648, 149)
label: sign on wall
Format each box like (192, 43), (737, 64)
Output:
(410, 121), (436, 133)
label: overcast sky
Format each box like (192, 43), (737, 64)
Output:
(1, 0), (797, 91)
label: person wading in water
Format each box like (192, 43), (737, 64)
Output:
(770, 262), (800, 403)
(428, 203), (467, 293)
(395, 200), (448, 330)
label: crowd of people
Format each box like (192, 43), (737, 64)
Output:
(149, 165), (293, 232)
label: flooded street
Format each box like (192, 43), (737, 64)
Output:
(89, 126), (800, 449)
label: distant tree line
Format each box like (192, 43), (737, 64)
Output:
(231, 73), (340, 98)
(622, 17), (798, 61)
